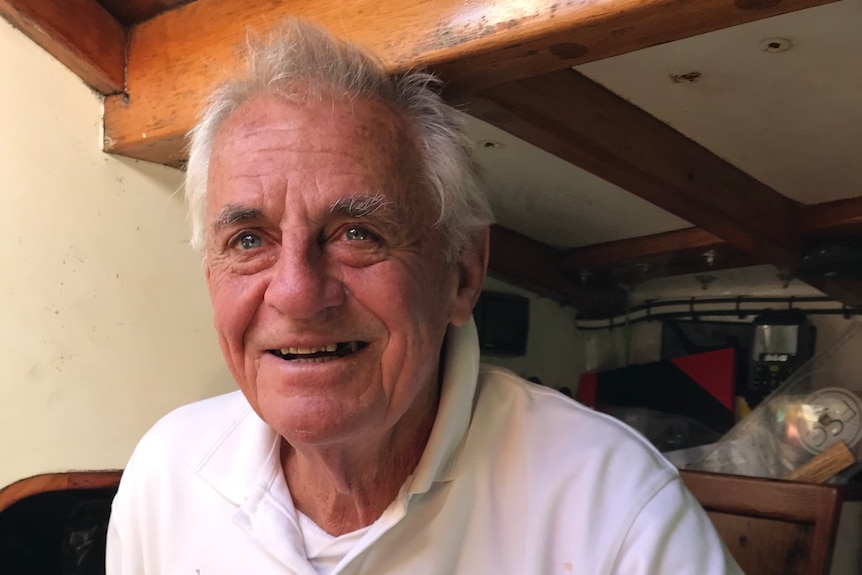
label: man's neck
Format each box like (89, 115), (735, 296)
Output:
(281, 387), (439, 536)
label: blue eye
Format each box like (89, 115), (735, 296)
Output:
(345, 227), (370, 241)
(238, 233), (262, 249)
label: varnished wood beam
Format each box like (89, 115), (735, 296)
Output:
(566, 197), (862, 274)
(0, 471), (122, 513)
(803, 196), (862, 237)
(489, 225), (627, 315)
(0, 0), (126, 94)
(564, 228), (725, 272)
(473, 69), (803, 270)
(563, 227), (749, 286)
(102, 0), (836, 165)
(562, 197), (862, 303)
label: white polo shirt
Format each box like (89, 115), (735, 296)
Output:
(107, 321), (741, 574)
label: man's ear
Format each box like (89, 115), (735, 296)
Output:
(449, 227), (490, 327)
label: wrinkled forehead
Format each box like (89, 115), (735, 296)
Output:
(211, 91), (428, 195)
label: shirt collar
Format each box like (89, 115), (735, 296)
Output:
(193, 398), (280, 505)
(406, 319), (480, 494)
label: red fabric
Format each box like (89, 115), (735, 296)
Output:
(671, 348), (736, 411)
(577, 372), (598, 406)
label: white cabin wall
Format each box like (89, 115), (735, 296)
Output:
(479, 277), (586, 393)
(0, 20), (234, 490)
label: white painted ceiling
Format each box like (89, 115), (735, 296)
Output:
(469, 0), (862, 255)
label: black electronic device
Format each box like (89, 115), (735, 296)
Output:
(747, 310), (815, 408)
(473, 291), (529, 357)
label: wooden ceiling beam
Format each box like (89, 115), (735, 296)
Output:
(802, 196), (862, 237)
(564, 227), (726, 272)
(565, 197), (862, 273)
(0, 0), (125, 94)
(563, 228), (745, 285)
(102, 0), (836, 166)
(472, 69), (803, 269)
(562, 197), (862, 301)
(489, 226), (628, 315)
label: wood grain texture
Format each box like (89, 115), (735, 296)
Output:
(707, 512), (817, 575)
(0, 0), (126, 94)
(680, 470), (844, 575)
(102, 0), (837, 164)
(786, 441), (856, 484)
(0, 471), (122, 513)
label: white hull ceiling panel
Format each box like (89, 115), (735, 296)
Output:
(576, 1), (862, 207)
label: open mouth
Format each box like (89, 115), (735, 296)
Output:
(268, 341), (367, 363)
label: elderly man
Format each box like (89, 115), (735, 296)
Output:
(107, 20), (741, 575)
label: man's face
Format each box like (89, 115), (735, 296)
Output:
(204, 91), (485, 446)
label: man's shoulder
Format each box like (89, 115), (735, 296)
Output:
(474, 365), (676, 479)
(129, 391), (250, 464)
(147, 390), (247, 433)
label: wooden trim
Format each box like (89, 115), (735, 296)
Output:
(563, 227), (725, 271)
(679, 470), (844, 574)
(680, 470), (842, 523)
(102, 0), (836, 165)
(566, 197), (862, 276)
(0, 0), (126, 94)
(560, 198), (862, 304)
(803, 196), (862, 236)
(562, 228), (756, 285)
(0, 471), (123, 514)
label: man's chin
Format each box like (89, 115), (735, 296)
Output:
(259, 397), (376, 448)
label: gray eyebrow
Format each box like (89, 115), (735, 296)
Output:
(212, 205), (264, 234)
(329, 194), (399, 225)
(210, 196), (399, 238)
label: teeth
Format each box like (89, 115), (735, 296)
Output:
(278, 343), (343, 355)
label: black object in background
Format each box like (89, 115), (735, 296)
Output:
(748, 310), (816, 408)
(473, 291), (529, 357)
(587, 351), (737, 435)
(0, 487), (116, 575)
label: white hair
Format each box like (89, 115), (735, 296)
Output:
(184, 19), (493, 260)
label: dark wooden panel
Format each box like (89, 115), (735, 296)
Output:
(707, 512), (816, 575)
(96, 0), (189, 26)
(680, 470), (844, 575)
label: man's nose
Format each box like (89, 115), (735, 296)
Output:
(263, 238), (344, 320)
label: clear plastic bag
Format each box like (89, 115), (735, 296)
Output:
(690, 321), (862, 481)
